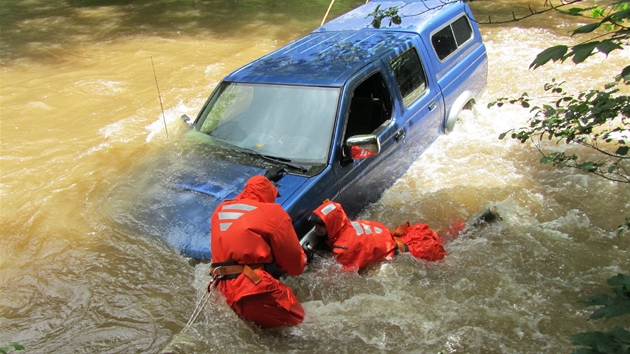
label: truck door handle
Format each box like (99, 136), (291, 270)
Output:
(428, 101), (437, 111)
(394, 130), (406, 142)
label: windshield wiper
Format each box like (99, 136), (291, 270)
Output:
(237, 147), (309, 173)
(260, 154), (309, 173)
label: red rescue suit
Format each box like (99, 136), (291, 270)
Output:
(313, 201), (447, 271)
(313, 201), (397, 271)
(210, 175), (307, 329)
(391, 222), (447, 261)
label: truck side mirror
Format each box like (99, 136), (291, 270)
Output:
(346, 134), (381, 160)
(181, 114), (194, 128)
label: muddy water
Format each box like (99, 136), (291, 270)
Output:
(1, 1), (629, 353)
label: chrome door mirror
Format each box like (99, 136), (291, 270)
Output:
(181, 114), (194, 127)
(346, 134), (381, 159)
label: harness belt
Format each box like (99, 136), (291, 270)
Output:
(210, 261), (264, 285)
(394, 237), (409, 254)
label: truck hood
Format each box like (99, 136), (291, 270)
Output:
(108, 137), (309, 260)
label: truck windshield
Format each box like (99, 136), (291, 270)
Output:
(196, 82), (339, 165)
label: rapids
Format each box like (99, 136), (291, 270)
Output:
(1, 1), (629, 353)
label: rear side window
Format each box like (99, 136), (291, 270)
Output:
(431, 15), (473, 60)
(390, 48), (427, 107)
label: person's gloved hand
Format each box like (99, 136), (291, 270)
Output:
(264, 167), (286, 182)
(302, 242), (314, 264)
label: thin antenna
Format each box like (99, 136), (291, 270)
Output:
(321, 0), (335, 26)
(151, 56), (169, 139)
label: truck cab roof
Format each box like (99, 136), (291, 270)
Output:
(224, 0), (468, 87)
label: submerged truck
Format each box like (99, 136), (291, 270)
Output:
(124, 0), (488, 259)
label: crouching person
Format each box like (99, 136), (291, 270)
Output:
(307, 201), (446, 272)
(209, 173), (307, 329)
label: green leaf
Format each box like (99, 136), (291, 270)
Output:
(620, 65), (630, 84)
(572, 22), (601, 35)
(596, 40), (622, 56)
(591, 8), (606, 18)
(371, 18), (381, 29)
(541, 155), (554, 164)
(569, 326), (630, 354)
(567, 7), (588, 15)
(583, 274), (630, 320)
(616, 146), (629, 156)
(571, 42), (598, 64)
(530, 45), (568, 69)
(607, 8), (630, 22)
(608, 273), (630, 290)
(0, 344), (24, 353)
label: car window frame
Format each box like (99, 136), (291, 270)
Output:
(430, 13), (474, 62)
(389, 47), (429, 108)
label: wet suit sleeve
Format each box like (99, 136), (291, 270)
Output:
(267, 205), (307, 276)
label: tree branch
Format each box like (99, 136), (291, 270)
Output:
(478, 0), (584, 25)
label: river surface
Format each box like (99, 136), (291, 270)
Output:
(1, 0), (629, 353)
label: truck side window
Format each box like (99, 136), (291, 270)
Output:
(345, 72), (393, 139)
(390, 48), (428, 107)
(431, 15), (473, 60)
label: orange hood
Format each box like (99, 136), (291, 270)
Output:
(313, 201), (350, 244)
(235, 175), (278, 203)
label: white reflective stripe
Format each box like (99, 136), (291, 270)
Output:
(217, 203), (257, 231)
(351, 221), (363, 235)
(218, 211), (245, 220)
(222, 203), (257, 211)
(320, 203), (337, 215)
(374, 226), (382, 234)
(364, 224), (372, 234)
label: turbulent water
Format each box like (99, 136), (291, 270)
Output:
(1, 1), (629, 353)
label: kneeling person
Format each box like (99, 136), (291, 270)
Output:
(210, 173), (307, 329)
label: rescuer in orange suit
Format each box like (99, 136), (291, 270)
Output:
(305, 200), (447, 272)
(209, 169), (308, 329)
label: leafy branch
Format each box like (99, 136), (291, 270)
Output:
(366, 0), (475, 29)
(367, 4), (401, 29)
(490, 79), (630, 185)
(480, 0), (585, 24)
(366, 0), (587, 28)
(569, 273), (630, 353)
(530, 1), (630, 82)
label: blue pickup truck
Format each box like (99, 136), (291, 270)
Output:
(124, 0), (487, 260)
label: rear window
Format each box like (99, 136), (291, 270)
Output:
(431, 15), (473, 60)
(390, 48), (428, 107)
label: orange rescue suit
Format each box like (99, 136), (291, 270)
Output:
(210, 175), (307, 329)
(313, 201), (397, 271)
(391, 222), (447, 261)
(313, 201), (447, 271)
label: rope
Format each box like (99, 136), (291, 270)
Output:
(181, 290), (211, 333)
(321, 0), (335, 26)
(159, 284), (214, 353)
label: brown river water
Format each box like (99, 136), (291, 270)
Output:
(1, 0), (629, 353)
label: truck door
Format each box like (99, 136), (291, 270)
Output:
(385, 44), (445, 166)
(332, 45), (445, 218)
(331, 63), (403, 217)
